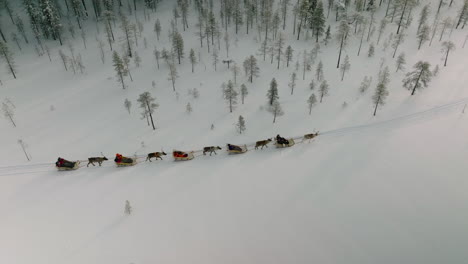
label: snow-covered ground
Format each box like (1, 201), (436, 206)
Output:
(1, 1), (468, 263)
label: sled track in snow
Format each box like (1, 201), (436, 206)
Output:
(1, 97), (467, 176)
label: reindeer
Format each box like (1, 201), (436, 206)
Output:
(146, 151), (167, 161)
(302, 131), (319, 143)
(255, 138), (272, 149)
(87, 154), (108, 167)
(203, 146), (222, 156)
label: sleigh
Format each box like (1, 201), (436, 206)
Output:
(275, 138), (295, 148)
(57, 161), (80, 171)
(227, 144), (248, 154)
(173, 150), (194, 161)
(115, 157), (137, 167)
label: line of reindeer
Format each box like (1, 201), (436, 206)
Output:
(86, 132), (319, 166)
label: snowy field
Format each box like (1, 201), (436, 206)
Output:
(1, 0), (468, 263)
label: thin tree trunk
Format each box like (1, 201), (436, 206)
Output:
(146, 101), (156, 130)
(411, 70), (424, 95)
(397, 0), (409, 34)
(20, 144), (29, 161)
(337, 34), (344, 68)
(444, 50), (450, 66)
(373, 97), (380, 116)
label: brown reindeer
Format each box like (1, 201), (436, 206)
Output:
(203, 146), (222, 156)
(255, 138), (272, 149)
(87, 156), (108, 167)
(303, 132), (319, 143)
(146, 152), (167, 161)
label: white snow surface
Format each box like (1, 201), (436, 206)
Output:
(1, 1), (468, 264)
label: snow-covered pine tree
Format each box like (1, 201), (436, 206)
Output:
(336, 19), (350, 68)
(172, 31), (184, 64)
(324, 25), (331, 45)
(113, 51), (127, 89)
(120, 13), (133, 57)
(275, 32), (285, 69)
(243, 55), (260, 83)
(186, 102), (192, 114)
(231, 63), (240, 83)
(189, 48), (197, 72)
(240, 83), (248, 104)
(372, 83), (389, 116)
(0, 41), (16, 79)
(2, 99), (16, 127)
(124, 98), (132, 114)
(441, 41), (456, 66)
(377, 18), (387, 44)
(372, 66), (390, 116)
(340, 55), (350, 81)
(310, 0), (326, 42)
(154, 18), (161, 40)
(268, 100), (284, 123)
(267, 78), (279, 105)
(417, 4), (430, 34)
(417, 24), (430, 50)
(455, 0), (468, 29)
(392, 30), (405, 58)
(396, 52), (406, 72)
(316, 61), (324, 81)
(39, 0), (63, 45)
(134, 52), (141, 67)
(318, 80), (329, 103)
(223, 80), (238, 113)
(368, 43), (375, 57)
(307, 93), (317, 115)
(285, 45), (294, 67)
(309, 79), (316, 90)
(124, 200), (132, 215)
(359, 76), (372, 94)
(212, 48), (219, 71)
(168, 63), (179, 91)
(403, 61), (432, 95)
(289, 72), (297, 95)
(15, 15), (28, 44)
(137, 91), (159, 130)
(236, 115), (246, 134)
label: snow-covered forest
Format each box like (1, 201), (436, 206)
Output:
(1, 0), (468, 263)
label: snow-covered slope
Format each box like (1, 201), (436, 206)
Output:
(1, 1), (468, 263)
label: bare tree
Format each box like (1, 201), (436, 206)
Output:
(17, 139), (30, 161)
(268, 100), (284, 123)
(0, 41), (16, 78)
(2, 99), (16, 127)
(168, 63), (179, 91)
(318, 80), (329, 103)
(137, 91), (159, 130)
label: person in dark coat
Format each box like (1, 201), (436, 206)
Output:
(228, 144), (242, 151)
(276, 134), (288, 145)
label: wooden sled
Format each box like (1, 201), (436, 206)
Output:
(227, 144), (248, 154)
(173, 150), (194, 161)
(275, 138), (295, 148)
(57, 161), (80, 171)
(116, 160), (137, 167)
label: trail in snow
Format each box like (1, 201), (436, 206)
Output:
(1, 96), (466, 177)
